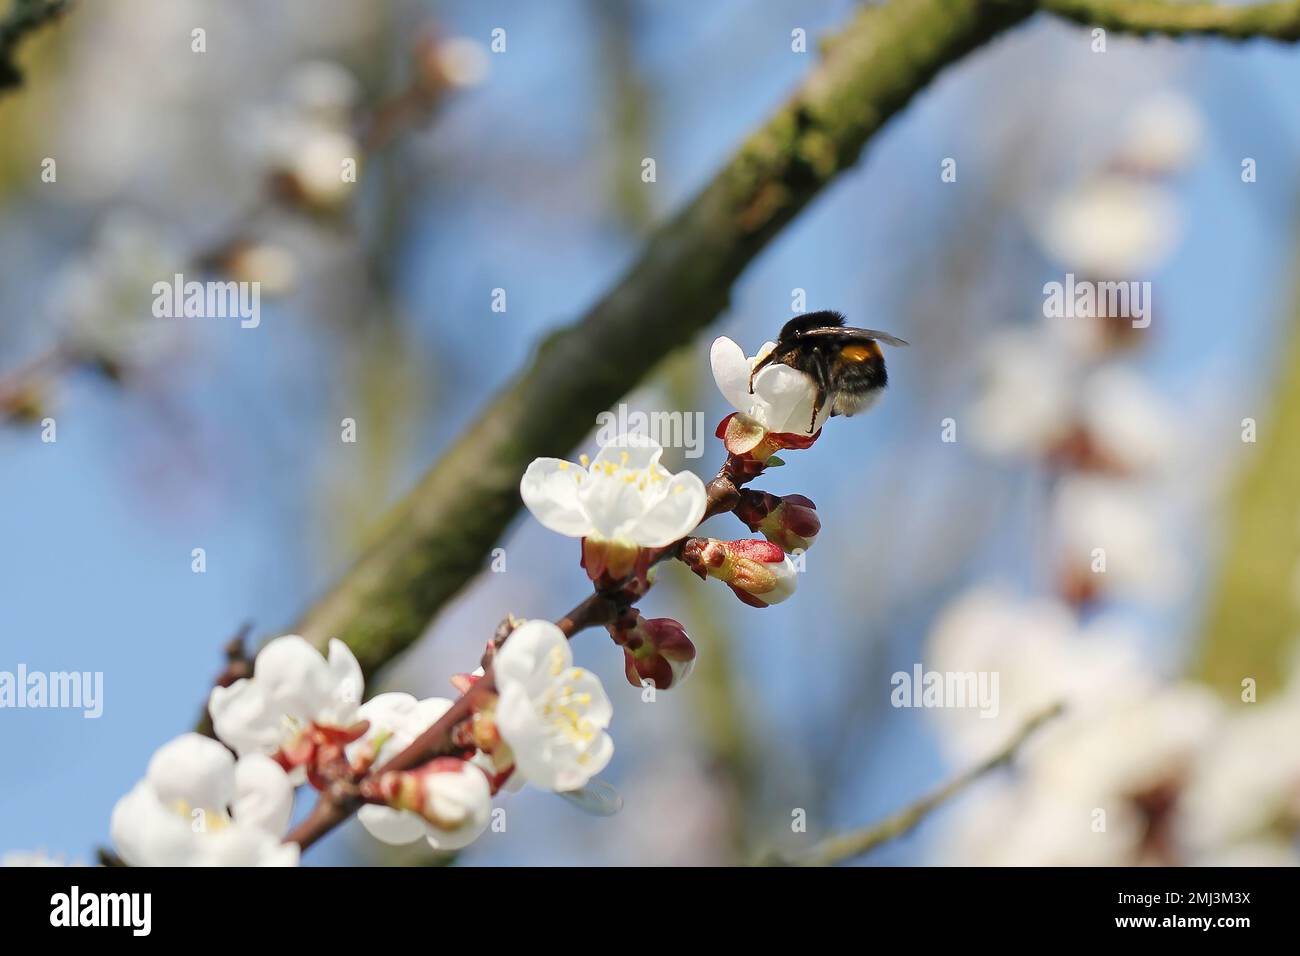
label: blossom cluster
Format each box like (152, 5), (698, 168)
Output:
(926, 93), (1300, 865)
(930, 590), (1300, 865)
(107, 323), (865, 865)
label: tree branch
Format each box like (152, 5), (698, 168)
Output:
(0, 0), (69, 94)
(787, 702), (1064, 866)
(1041, 0), (1300, 40)
(290, 0), (1041, 675)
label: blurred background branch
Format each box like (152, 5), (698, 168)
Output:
(789, 703), (1064, 866)
(0, 0), (67, 94)
(1197, 223), (1300, 694)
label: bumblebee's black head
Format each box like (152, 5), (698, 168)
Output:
(777, 310), (846, 342)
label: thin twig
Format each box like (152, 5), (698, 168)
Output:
(0, 344), (68, 422)
(789, 702), (1065, 866)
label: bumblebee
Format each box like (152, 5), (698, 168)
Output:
(748, 310), (908, 433)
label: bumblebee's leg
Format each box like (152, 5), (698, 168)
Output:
(808, 389), (825, 433)
(748, 351), (777, 394)
(807, 350), (831, 431)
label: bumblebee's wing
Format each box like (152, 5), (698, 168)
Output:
(556, 779), (624, 816)
(853, 328), (909, 347)
(799, 326), (909, 347)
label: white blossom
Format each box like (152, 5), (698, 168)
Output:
(494, 620), (614, 792)
(1079, 364), (1180, 473)
(111, 733), (298, 867)
(51, 212), (183, 368)
(1174, 693), (1300, 856)
(927, 588), (1149, 762)
(1039, 175), (1182, 278)
(1115, 91), (1204, 176)
(520, 434), (706, 547)
(208, 635), (363, 771)
(710, 336), (831, 437)
(967, 330), (1076, 457)
(1052, 475), (1187, 601)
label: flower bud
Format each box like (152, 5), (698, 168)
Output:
(372, 757), (493, 837)
(735, 490), (820, 553)
(581, 537), (649, 589)
(614, 613), (697, 690)
(680, 538), (798, 608)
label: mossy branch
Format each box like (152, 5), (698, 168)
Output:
(1041, 0), (1300, 40)
(0, 0), (68, 94)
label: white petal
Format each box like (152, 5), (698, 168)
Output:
(355, 691), (421, 735)
(568, 733), (614, 788)
(351, 693), (453, 764)
(590, 433), (663, 472)
(493, 620), (572, 690)
(358, 805), (429, 845)
(624, 470), (707, 546)
(520, 458), (594, 538)
(110, 781), (200, 867)
(561, 667), (614, 729)
(423, 766), (493, 851)
(209, 679), (284, 757)
(577, 465), (654, 540)
(249, 635), (337, 721)
(710, 336), (754, 413)
(202, 826), (301, 867)
(145, 733), (235, 811)
(764, 556), (800, 604)
(322, 638), (364, 724)
(409, 695), (455, 727)
(426, 815), (490, 851)
(232, 754), (295, 838)
(495, 679), (614, 792)
(755, 364), (824, 435)
(494, 683), (557, 787)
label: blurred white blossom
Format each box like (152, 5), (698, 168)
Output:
(1039, 176), (1183, 278)
(208, 635), (363, 775)
(1051, 474), (1187, 602)
(1115, 91), (1205, 177)
(51, 213), (184, 369)
(111, 734), (298, 867)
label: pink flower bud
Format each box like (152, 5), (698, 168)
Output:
(680, 538), (798, 608)
(735, 490), (820, 553)
(614, 614), (697, 690)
